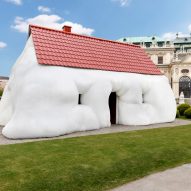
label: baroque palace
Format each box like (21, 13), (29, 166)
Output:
(118, 35), (191, 102)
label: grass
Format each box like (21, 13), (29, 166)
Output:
(0, 125), (191, 191)
(0, 89), (3, 97)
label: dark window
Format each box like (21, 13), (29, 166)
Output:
(145, 43), (150, 48)
(179, 76), (191, 98)
(158, 56), (163, 64)
(158, 42), (163, 47)
(181, 69), (189, 74)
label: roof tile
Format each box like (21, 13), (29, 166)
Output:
(29, 25), (161, 75)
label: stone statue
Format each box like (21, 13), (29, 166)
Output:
(179, 92), (185, 104)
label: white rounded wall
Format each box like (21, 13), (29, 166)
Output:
(0, 36), (176, 139)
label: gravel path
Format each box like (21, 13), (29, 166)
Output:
(0, 119), (191, 145)
(110, 164), (191, 191)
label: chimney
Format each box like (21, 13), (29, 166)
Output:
(62, 25), (72, 33)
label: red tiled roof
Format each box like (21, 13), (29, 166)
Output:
(29, 25), (162, 75)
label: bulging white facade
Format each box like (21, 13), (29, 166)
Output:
(0, 36), (176, 139)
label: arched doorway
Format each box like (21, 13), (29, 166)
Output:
(179, 76), (191, 98)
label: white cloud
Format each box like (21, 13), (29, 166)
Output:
(162, 32), (177, 41)
(11, 14), (94, 35)
(162, 32), (189, 41)
(6, 0), (22, 5)
(38, 6), (51, 13)
(0, 42), (7, 49)
(162, 24), (191, 41)
(12, 16), (29, 33)
(112, 0), (131, 7)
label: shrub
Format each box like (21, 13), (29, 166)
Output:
(0, 89), (3, 97)
(184, 107), (191, 118)
(177, 103), (190, 116)
(176, 109), (180, 118)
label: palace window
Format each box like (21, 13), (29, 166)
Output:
(181, 69), (189, 74)
(145, 43), (150, 48)
(158, 56), (163, 64)
(157, 42), (163, 47)
(179, 76), (191, 98)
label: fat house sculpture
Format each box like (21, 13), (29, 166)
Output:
(0, 25), (176, 139)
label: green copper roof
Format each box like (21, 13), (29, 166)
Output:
(118, 36), (165, 43)
(173, 37), (191, 44)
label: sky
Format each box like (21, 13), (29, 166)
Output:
(1, 0), (191, 76)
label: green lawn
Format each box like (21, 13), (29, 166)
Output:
(1, 125), (191, 191)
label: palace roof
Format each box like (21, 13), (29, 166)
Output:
(174, 37), (191, 44)
(118, 36), (164, 43)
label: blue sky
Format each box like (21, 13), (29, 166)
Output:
(1, 0), (191, 76)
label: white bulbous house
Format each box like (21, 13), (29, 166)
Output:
(0, 25), (176, 139)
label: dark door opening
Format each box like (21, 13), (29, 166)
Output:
(78, 94), (81, 104)
(179, 76), (191, 98)
(109, 92), (116, 124)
